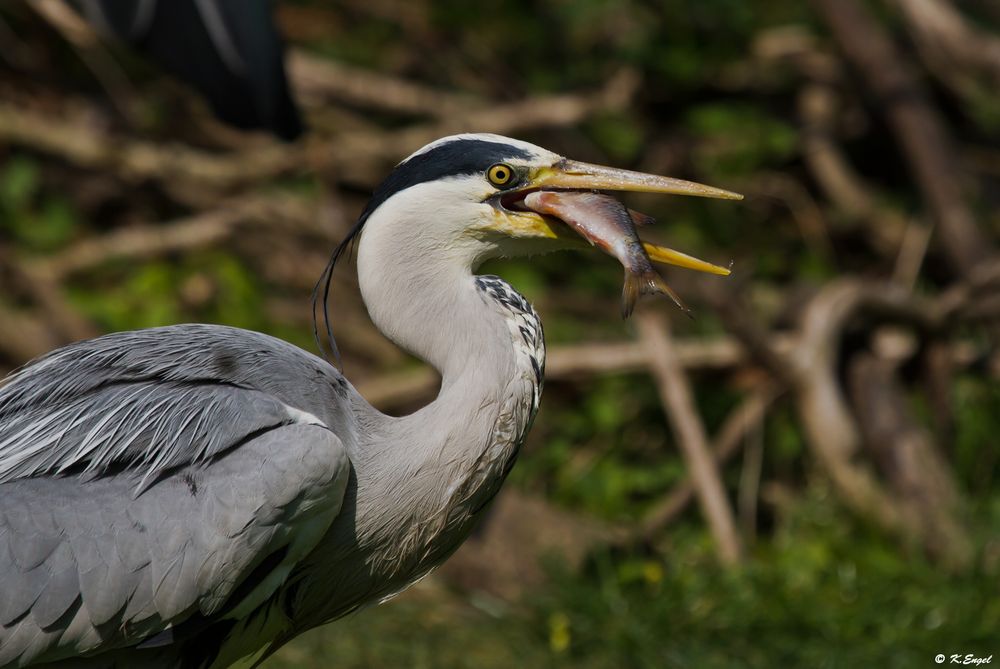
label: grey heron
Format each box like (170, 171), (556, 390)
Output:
(0, 134), (739, 668)
(77, 0), (302, 140)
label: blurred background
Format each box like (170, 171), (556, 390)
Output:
(0, 0), (998, 666)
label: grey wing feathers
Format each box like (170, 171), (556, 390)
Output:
(0, 424), (349, 667)
(0, 324), (344, 488)
(0, 324), (355, 666)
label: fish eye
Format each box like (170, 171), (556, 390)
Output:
(487, 163), (516, 187)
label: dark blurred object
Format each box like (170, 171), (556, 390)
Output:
(76, 0), (303, 140)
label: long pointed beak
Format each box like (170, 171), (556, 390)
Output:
(519, 159), (739, 275)
(534, 159), (743, 200)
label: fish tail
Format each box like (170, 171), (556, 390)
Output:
(621, 269), (693, 319)
(622, 271), (641, 319)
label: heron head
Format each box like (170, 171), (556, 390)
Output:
(316, 134), (741, 360)
(348, 133), (740, 273)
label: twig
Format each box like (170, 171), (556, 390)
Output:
(317, 68), (641, 170)
(4, 256), (97, 344)
(737, 402), (766, 545)
(921, 339), (956, 443)
(787, 280), (932, 537)
(24, 194), (337, 282)
(798, 85), (874, 216)
(0, 101), (300, 188)
(811, 0), (994, 276)
(28, 208), (247, 281)
(698, 279), (797, 387)
(639, 387), (780, 540)
(797, 83), (910, 257)
(288, 51), (477, 117)
(356, 335), (797, 410)
(745, 171), (835, 262)
(0, 70), (638, 192)
(894, 0), (1000, 89)
(636, 311), (744, 566)
(892, 217), (933, 289)
(355, 316), (985, 412)
(702, 272), (983, 553)
(546, 336), (783, 376)
(847, 352), (972, 567)
(333, 0), (430, 36)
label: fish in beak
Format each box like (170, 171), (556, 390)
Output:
(502, 159), (741, 316)
(524, 190), (691, 318)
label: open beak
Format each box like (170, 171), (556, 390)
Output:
(495, 159), (740, 276)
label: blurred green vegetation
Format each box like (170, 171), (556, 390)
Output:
(283, 1), (1000, 662)
(1, 156), (78, 252)
(1, 0), (998, 666)
(269, 490), (999, 668)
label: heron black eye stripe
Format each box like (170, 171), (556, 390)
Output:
(315, 138), (535, 361)
(357, 139), (533, 227)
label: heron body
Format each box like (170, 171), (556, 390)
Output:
(78, 0), (302, 140)
(0, 134), (738, 667)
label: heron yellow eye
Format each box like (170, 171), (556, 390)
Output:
(487, 163), (515, 187)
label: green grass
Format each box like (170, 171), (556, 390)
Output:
(267, 488), (999, 669)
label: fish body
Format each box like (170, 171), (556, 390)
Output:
(523, 190), (689, 317)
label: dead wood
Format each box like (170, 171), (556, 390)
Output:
(894, 0), (1000, 90)
(848, 352), (972, 567)
(639, 387), (781, 541)
(636, 311), (744, 566)
(812, 0), (994, 276)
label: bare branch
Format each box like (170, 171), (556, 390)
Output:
(29, 209), (246, 281)
(636, 311), (744, 566)
(640, 387), (781, 540)
(788, 280), (932, 537)
(894, 0), (1000, 89)
(0, 70), (638, 192)
(288, 51), (477, 117)
(797, 83), (911, 258)
(4, 257), (97, 344)
(698, 279), (797, 387)
(743, 171), (835, 261)
(848, 352), (972, 567)
(811, 0), (994, 276)
(0, 101), (300, 188)
(356, 335), (796, 411)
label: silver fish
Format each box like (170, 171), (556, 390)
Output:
(524, 190), (690, 318)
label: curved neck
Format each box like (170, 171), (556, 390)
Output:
(351, 204), (534, 523)
(292, 208), (543, 630)
(356, 210), (512, 390)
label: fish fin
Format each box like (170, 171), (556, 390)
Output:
(622, 271), (641, 319)
(647, 271), (693, 317)
(622, 269), (694, 318)
(628, 209), (657, 227)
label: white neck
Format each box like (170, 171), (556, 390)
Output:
(355, 184), (513, 385)
(351, 179), (542, 545)
(290, 181), (546, 631)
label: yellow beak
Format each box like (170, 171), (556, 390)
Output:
(497, 159), (740, 276)
(534, 159), (743, 201)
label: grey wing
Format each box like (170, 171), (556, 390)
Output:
(0, 323), (355, 486)
(0, 423), (349, 667)
(0, 326), (354, 666)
